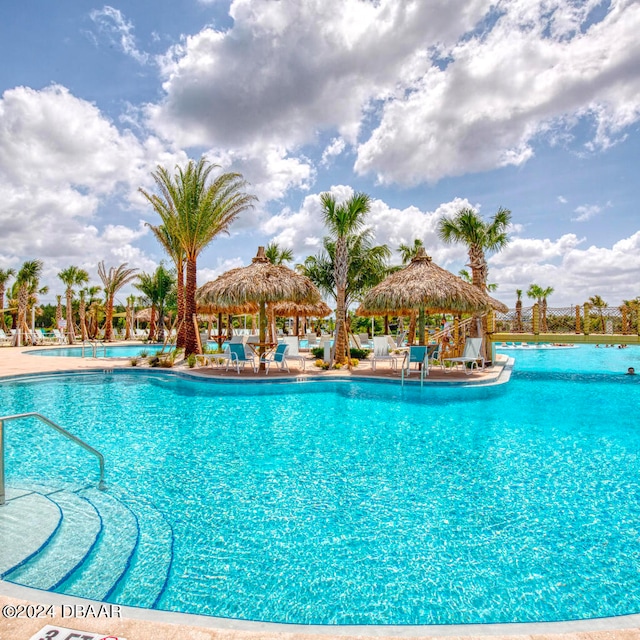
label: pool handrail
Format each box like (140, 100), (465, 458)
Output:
(0, 412), (106, 506)
(81, 339), (107, 358)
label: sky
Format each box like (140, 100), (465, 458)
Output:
(1, 0), (639, 310)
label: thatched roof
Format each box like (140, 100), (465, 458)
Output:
(358, 248), (508, 315)
(268, 300), (331, 318)
(197, 301), (259, 316)
(197, 246), (321, 307)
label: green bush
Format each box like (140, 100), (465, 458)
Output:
(187, 354), (197, 368)
(311, 346), (370, 360)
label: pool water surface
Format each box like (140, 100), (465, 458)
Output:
(1, 359), (640, 625)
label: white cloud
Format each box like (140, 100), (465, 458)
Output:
(571, 204), (602, 222)
(558, 196), (568, 204)
(90, 6), (149, 65)
(321, 137), (346, 166)
(355, 0), (640, 184)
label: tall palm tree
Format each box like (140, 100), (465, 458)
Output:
(55, 295), (63, 333)
(125, 294), (136, 340)
(0, 268), (15, 332)
(135, 265), (175, 342)
(140, 157), (257, 356)
(527, 284), (553, 331)
(58, 266), (89, 344)
(437, 206), (511, 291)
(320, 192), (372, 365)
(98, 262), (138, 341)
(83, 285), (102, 339)
(540, 286), (554, 332)
(147, 223), (186, 348)
(515, 289), (523, 332)
(589, 295), (608, 333)
(459, 269), (498, 292)
(13, 260), (44, 346)
(78, 288), (88, 341)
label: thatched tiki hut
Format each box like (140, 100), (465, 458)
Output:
(358, 248), (507, 346)
(197, 246), (321, 368)
(267, 300), (332, 339)
(197, 301), (259, 348)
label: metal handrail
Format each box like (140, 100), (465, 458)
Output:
(0, 412), (106, 506)
(81, 340), (106, 358)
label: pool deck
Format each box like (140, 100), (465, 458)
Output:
(1, 342), (638, 640)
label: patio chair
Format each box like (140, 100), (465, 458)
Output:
(443, 337), (484, 375)
(401, 345), (430, 386)
(282, 336), (306, 371)
(371, 336), (402, 371)
(51, 329), (66, 344)
(225, 342), (258, 374)
(349, 334), (363, 350)
(260, 343), (290, 375)
(395, 330), (407, 348)
(428, 343), (442, 369)
(358, 333), (371, 349)
(0, 329), (11, 345)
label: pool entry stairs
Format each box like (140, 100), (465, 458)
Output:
(0, 482), (174, 608)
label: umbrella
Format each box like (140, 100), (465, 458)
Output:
(358, 248), (508, 344)
(197, 246), (321, 368)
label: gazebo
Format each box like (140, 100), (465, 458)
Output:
(197, 246), (321, 368)
(358, 248), (507, 345)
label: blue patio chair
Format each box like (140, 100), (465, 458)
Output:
(401, 345), (430, 386)
(225, 342), (258, 374)
(260, 343), (290, 375)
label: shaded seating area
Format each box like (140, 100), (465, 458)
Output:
(260, 343), (290, 374)
(370, 336), (402, 371)
(226, 342), (258, 374)
(282, 336), (306, 371)
(401, 345), (430, 386)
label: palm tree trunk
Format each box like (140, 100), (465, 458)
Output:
(515, 300), (522, 332)
(184, 258), (198, 355)
(333, 240), (348, 365)
(407, 311), (417, 345)
(157, 303), (165, 342)
(80, 301), (88, 341)
(0, 285), (7, 332)
(66, 290), (75, 344)
(124, 303), (131, 341)
(104, 295), (114, 341)
(176, 258), (186, 349)
(148, 306), (157, 341)
(13, 287), (28, 346)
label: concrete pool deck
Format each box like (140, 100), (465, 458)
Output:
(1, 342), (637, 640)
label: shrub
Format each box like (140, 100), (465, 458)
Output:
(311, 347), (370, 360)
(130, 357), (138, 367)
(187, 354), (197, 368)
(314, 359), (329, 370)
(139, 350), (148, 358)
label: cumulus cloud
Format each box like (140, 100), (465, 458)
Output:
(321, 137), (346, 166)
(0, 84), (185, 294)
(355, 0), (640, 184)
(90, 6), (149, 64)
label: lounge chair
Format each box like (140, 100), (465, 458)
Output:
(428, 343), (442, 369)
(395, 330), (407, 348)
(260, 343), (290, 375)
(443, 337), (484, 375)
(282, 336), (306, 371)
(349, 334), (363, 350)
(51, 329), (66, 344)
(370, 336), (401, 371)
(401, 345), (430, 386)
(305, 333), (318, 348)
(225, 342), (258, 374)
(0, 329), (11, 346)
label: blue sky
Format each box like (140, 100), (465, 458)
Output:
(1, 0), (639, 308)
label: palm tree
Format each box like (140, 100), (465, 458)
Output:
(55, 295), (63, 333)
(515, 289), (523, 332)
(135, 265), (175, 342)
(265, 242), (294, 265)
(459, 269), (498, 292)
(78, 288), (88, 341)
(98, 262), (138, 341)
(83, 286), (102, 339)
(125, 294), (136, 340)
(437, 206), (511, 291)
(58, 266), (89, 344)
(12, 260), (44, 346)
(147, 223), (186, 348)
(527, 284), (553, 331)
(0, 268), (15, 332)
(589, 295), (608, 333)
(320, 192), (372, 364)
(540, 286), (554, 332)
(140, 157), (257, 356)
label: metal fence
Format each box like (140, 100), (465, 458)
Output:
(494, 304), (640, 335)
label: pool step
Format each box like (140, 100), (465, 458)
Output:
(5, 490), (101, 590)
(1, 483), (173, 609)
(55, 487), (139, 601)
(106, 491), (174, 608)
(0, 489), (61, 576)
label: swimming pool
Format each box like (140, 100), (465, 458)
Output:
(27, 344), (166, 358)
(1, 363), (640, 625)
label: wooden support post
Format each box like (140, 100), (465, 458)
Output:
(532, 303), (540, 335)
(575, 305), (581, 334)
(583, 303), (591, 335)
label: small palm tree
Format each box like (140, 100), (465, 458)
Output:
(140, 157), (257, 356)
(98, 262), (138, 341)
(13, 260), (44, 346)
(58, 266), (89, 344)
(589, 295), (608, 333)
(83, 286), (102, 339)
(265, 242), (294, 265)
(397, 239), (425, 345)
(0, 268), (15, 332)
(135, 265), (175, 342)
(321, 192), (371, 365)
(515, 289), (523, 332)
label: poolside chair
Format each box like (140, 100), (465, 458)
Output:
(282, 336), (306, 371)
(371, 336), (402, 371)
(443, 337), (484, 375)
(401, 345), (430, 386)
(395, 330), (407, 348)
(358, 333), (371, 349)
(0, 329), (11, 346)
(349, 334), (363, 350)
(428, 343), (442, 369)
(51, 329), (66, 345)
(260, 343), (290, 374)
(225, 342), (258, 374)
(305, 333), (318, 348)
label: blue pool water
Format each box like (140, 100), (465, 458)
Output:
(1, 350), (640, 625)
(28, 344), (166, 358)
